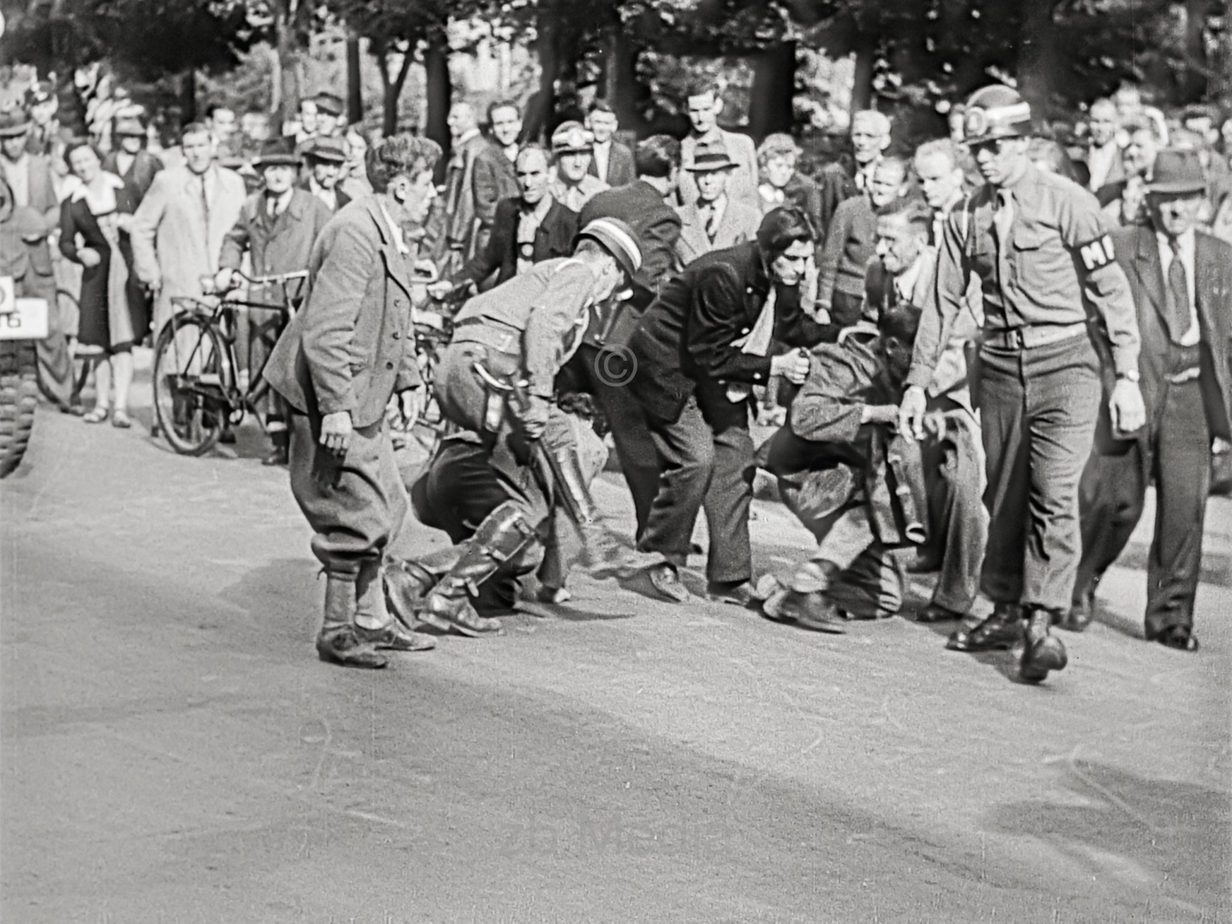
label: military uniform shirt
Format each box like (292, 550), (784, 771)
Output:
(908, 164), (1140, 389)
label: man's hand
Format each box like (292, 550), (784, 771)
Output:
(897, 385), (928, 440)
(771, 350), (810, 386)
(861, 404), (900, 427)
(1109, 379), (1146, 437)
(319, 410), (354, 455)
(398, 388), (423, 428)
(1213, 436), (1232, 455)
(427, 280), (454, 300)
(78, 247), (101, 268)
(520, 395), (551, 440)
(213, 268), (239, 294)
(922, 409), (947, 439)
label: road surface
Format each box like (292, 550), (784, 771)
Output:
(3, 383), (1229, 922)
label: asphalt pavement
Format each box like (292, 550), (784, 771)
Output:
(2, 374), (1230, 923)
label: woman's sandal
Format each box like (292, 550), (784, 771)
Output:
(112, 411), (132, 429)
(82, 408), (109, 424)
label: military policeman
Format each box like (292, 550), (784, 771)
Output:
(394, 218), (642, 638)
(899, 85), (1145, 683)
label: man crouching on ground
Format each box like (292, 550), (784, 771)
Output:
(264, 134), (441, 669)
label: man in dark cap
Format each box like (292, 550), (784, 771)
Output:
(1070, 149), (1232, 653)
(899, 84), (1145, 683)
(301, 136), (350, 212)
(217, 137), (333, 465)
(23, 82), (60, 156)
(102, 114), (163, 205)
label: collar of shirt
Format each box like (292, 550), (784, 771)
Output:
(519, 194), (553, 223)
(503, 143), (518, 162)
(940, 190), (965, 217)
(265, 188), (293, 215)
(700, 195), (727, 224)
(893, 253), (926, 303)
(593, 139), (611, 152)
(377, 196), (410, 255)
(457, 127), (480, 145)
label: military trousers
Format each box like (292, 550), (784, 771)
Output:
(922, 408), (987, 614)
(1074, 378), (1211, 637)
(978, 333), (1101, 612)
(288, 412), (408, 579)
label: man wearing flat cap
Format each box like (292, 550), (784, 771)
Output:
(1070, 148), (1232, 654)
(301, 136), (350, 212)
(899, 84), (1145, 684)
(23, 82), (60, 157)
(103, 114), (163, 206)
(548, 120), (607, 212)
(675, 139), (760, 266)
(217, 137), (332, 466)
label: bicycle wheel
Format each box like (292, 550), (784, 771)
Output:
(152, 314), (228, 455)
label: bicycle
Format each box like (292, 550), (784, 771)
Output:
(150, 269), (308, 456)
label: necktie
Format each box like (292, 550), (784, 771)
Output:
(704, 204), (719, 242)
(1166, 239), (1191, 343)
(200, 173), (210, 226)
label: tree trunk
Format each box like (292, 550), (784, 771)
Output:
(346, 30), (363, 125)
(379, 42), (415, 136)
(850, 32), (876, 112)
(604, 27), (648, 137)
(522, 0), (563, 142)
(1017, 0), (1061, 118)
(748, 41), (797, 140)
(180, 69), (197, 125)
(424, 35), (451, 150)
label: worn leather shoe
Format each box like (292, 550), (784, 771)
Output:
(947, 605), (1023, 652)
(647, 562), (689, 603)
(316, 624), (388, 669)
(1155, 625), (1199, 652)
(1060, 590), (1094, 633)
(763, 589), (846, 634)
(706, 580), (759, 608)
(1019, 609), (1068, 682)
(916, 602), (963, 623)
(354, 620), (436, 652)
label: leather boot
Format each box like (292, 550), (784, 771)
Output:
(263, 429), (289, 466)
(946, 603), (1023, 652)
(316, 575), (388, 669)
(353, 560), (435, 652)
(419, 501), (536, 637)
(1019, 608), (1068, 683)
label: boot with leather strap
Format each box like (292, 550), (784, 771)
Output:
(316, 574), (388, 669)
(352, 559), (435, 652)
(417, 501), (538, 637)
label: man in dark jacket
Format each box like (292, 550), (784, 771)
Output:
(569, 135), (684, 538)
(103, 115), (163, 206)
(264, 135), (441, 669)
(629, 207), (815, 604)
(455, 145), (577, 288)
(471, 100), (522, 256)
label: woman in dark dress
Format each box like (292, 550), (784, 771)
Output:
(59, 140), (145, 428)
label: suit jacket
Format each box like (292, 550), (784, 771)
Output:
(471, 141), (520, 255)
(630, 240), (794, 422)
(298, 178), (351, 213)
(263, 195), (422, 427)
(1096, 224), (1232, 446)
(815, 161), (859, 247)
(759, 171), (825, 235)
(130, 163), (246, 328)
(1, 153), (59, 234)
(578, 179), (683, 349)
(434, 131), (490, 259)
(676, 197), (761, 267)
(588, 140), (636, 187)
(101, 149), (164, 206)
(678, 129), (760, 214)
(218, 188), (333, 303)
(818, 194), (876, 304)
(458, 195), (578, 287)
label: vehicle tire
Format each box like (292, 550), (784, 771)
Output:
(0, 340), (39, 478)
(151, 314), (227, 456)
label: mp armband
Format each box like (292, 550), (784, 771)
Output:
(1077, 234), (1116, 272)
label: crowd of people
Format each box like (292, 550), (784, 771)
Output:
(2, 67), (1229, 683)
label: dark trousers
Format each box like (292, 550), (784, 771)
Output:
(568, 344), (661, 539)
(922, 410), (987, 614)
(638, 390), (754, 584)
(1075, 379), (1210, 636)
(979, 335), (1101, 612)
(288, 412), (408, 579)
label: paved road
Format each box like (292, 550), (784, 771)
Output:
(3, 388), (1230, 923)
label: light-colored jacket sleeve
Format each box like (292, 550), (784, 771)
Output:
(130, 172), (169, 285)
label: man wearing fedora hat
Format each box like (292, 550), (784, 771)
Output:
(217, 137), (332, 465)
(548, 120), (607, 212)
(0, 107), (58, 233)
(1069, 148), (1232, 653)
(394, 217), (643, 637)
(300, 136), (350, 213)
(677, 139), (765, 266)
(103, 114), (163, 205)
(899, 84), (1145, 684)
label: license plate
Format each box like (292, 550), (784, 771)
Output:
(0, 298), (49, 340)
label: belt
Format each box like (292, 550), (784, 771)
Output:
(451, 317), (522, 357)
(981, 322), (1087, 350)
